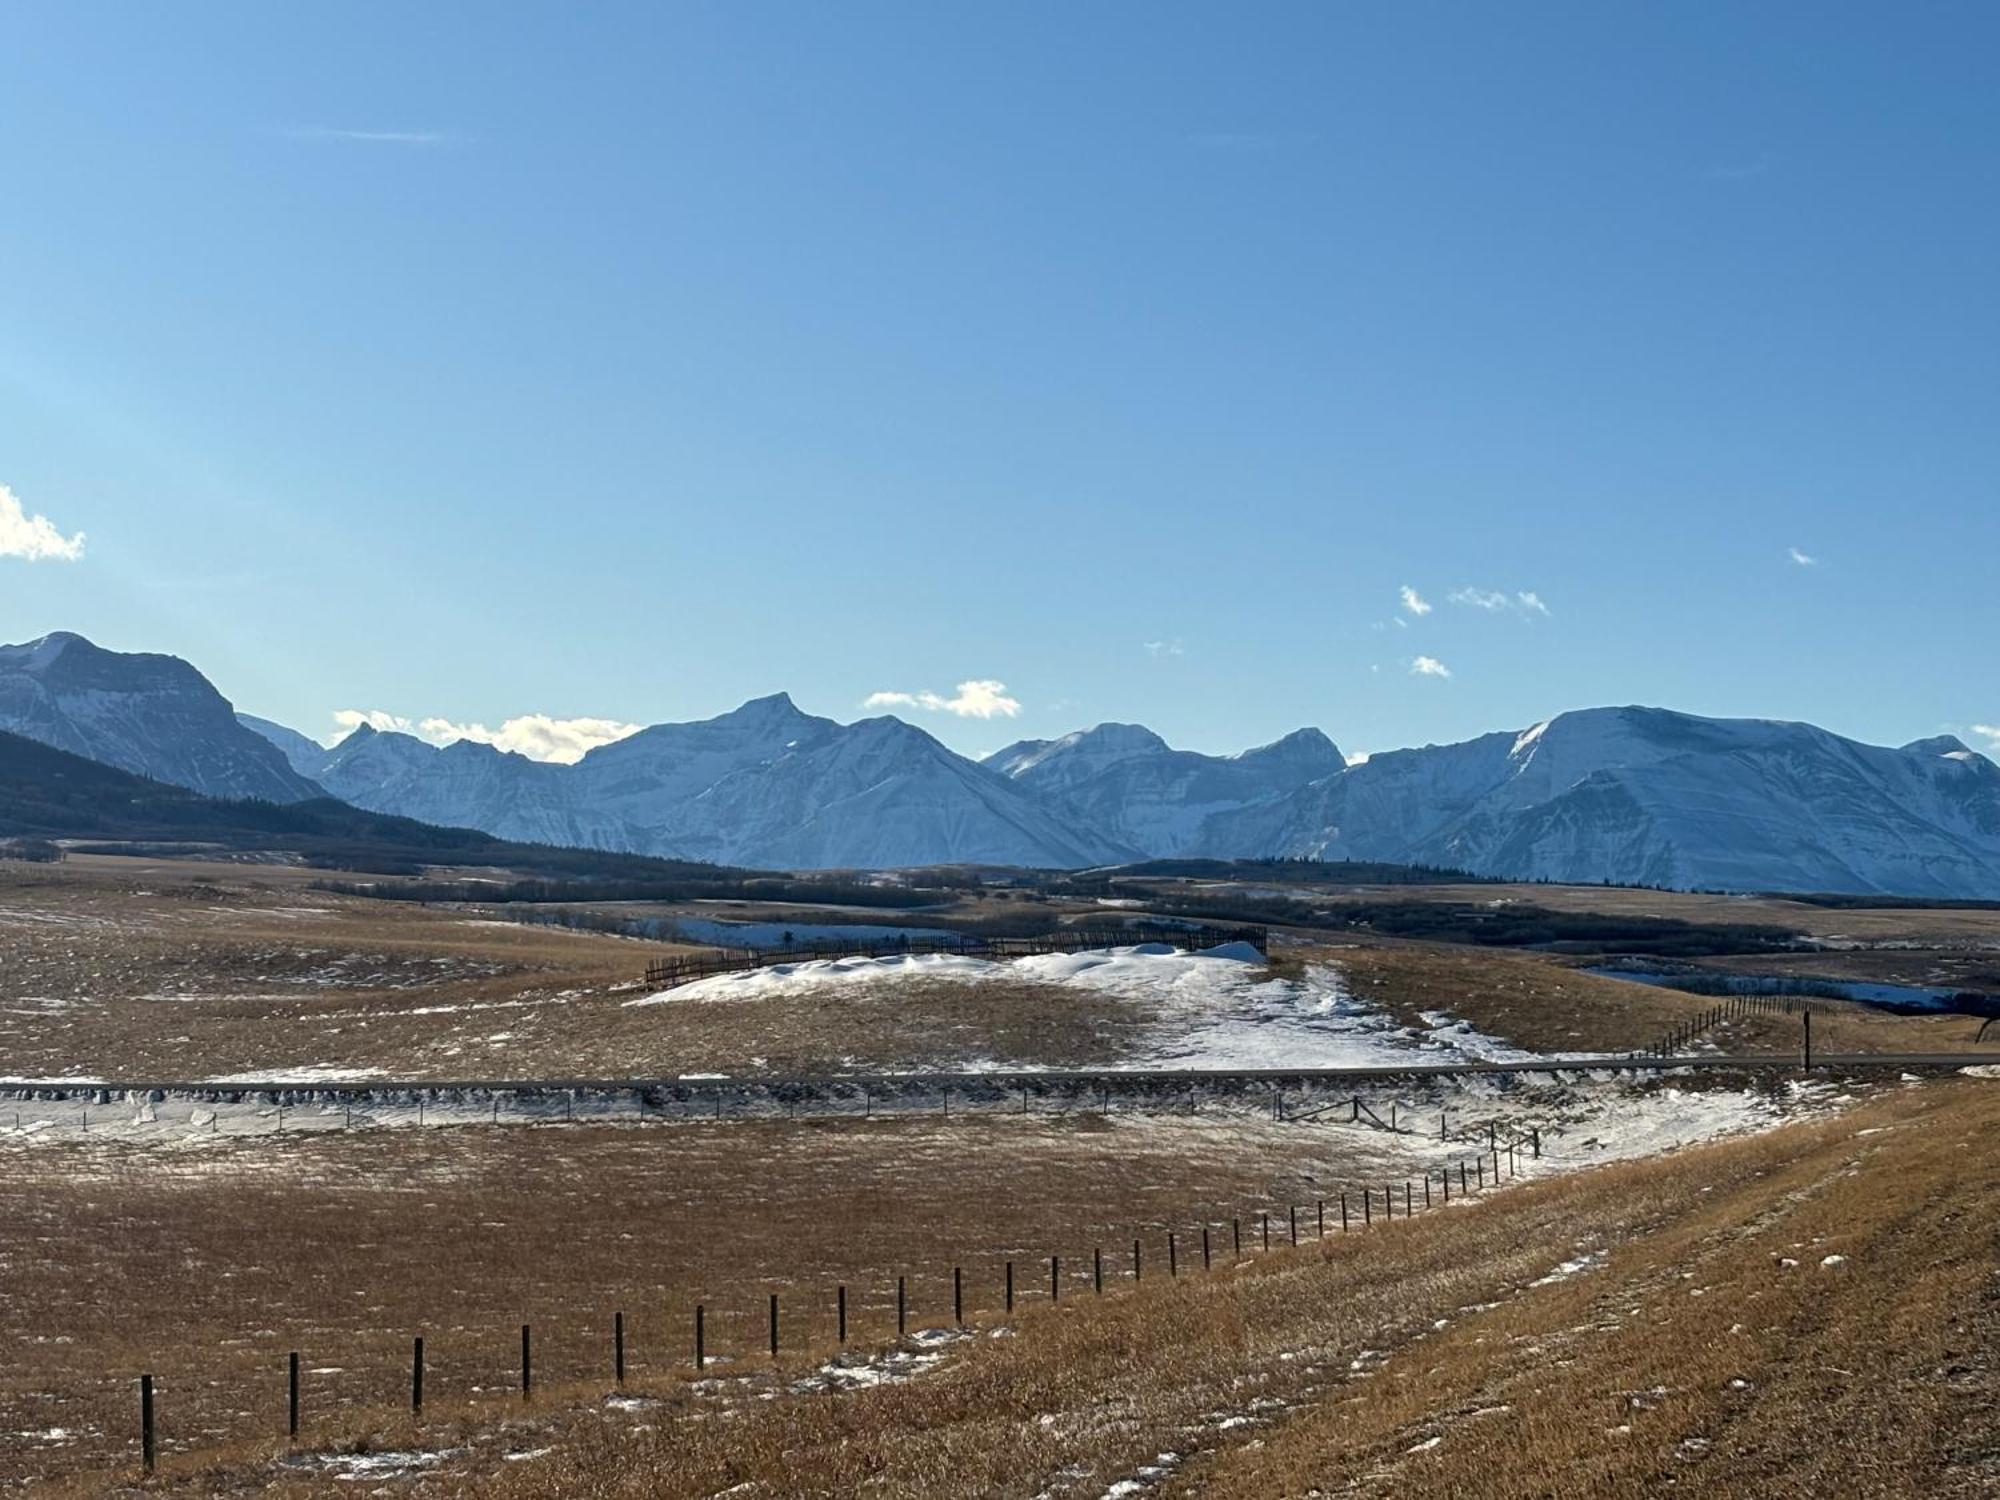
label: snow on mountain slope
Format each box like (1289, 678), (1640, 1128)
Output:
(986, 722), (1343, 856)
(660, 715), (1138, 868)
(0, 633), (321, 803)
(237, 712), (332, 779)
(312, 725), (582, 848)
(1223, 706), (2000, 897)
(561, 692), (839, 851)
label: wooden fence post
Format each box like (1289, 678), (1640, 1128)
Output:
(412, 1337), (424, 1413)
(1006, 1261), (1015, 1312)
(1051, 1255), (1061, 1302)
(898, 1275), (908, 1336)
(1133, 1237), (1142, 1281)
(522, 1323), (533, 1398)
(140, 1374), (155, 1473)
(1093, 1248), (1103, 1296)
(1341, 1193), (1349, 1233)
(768, 1295), (779, 1359)
(1202, 1226), (1212, 1269)
(288, 1351), (299, 1440)
(1168, 1232), (1177, 1277)
(1317, 1200), (1325, 1239)
(695, 1305), (705, 1369)
(614, 1312), (626, 1384)
(955, 1266), (964, 1323)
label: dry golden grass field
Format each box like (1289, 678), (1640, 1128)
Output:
(11, 1076), (1993, 1498)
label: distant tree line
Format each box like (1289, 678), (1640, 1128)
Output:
(0, 837), (64, 863)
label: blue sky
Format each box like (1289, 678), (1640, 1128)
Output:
(2, 3), (1995, 763)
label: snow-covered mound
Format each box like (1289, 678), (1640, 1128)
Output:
(629, 944), (1554, 1071)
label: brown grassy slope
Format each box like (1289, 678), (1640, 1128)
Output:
(459, 1077), (1998, 1500)
(1189, 1077), (2000, 1499)
(1327, 941), (2000, 1056)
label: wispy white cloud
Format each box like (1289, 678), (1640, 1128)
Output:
(328, 709), (641, 763)
(1449, 586), (1550, 617)
(1410, 655), (1452, 679)
(864, 679), (1023, 719)
(422, 714), (641, 764)
(287, 127), (453, 146)
(1399, 585), (1432, 617)
(1788, 546), (1817, 567)
(0, 484), (84, 561)
(1143, 639), (1185, 659)
(1972, 725), (2000, 754)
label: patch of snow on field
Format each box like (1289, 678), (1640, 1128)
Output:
(634, 944), (1544, 1071)
(282, 1448), (459, 1481)
(202, 1066), (390, 1085)
(1530, 1248), (1608, 1287)
(793, 1327), (964, 1393)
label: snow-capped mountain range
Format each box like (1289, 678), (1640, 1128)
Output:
(5, 631), (2000, 896)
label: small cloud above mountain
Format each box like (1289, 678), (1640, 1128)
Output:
(864, 680), (1022, 719)
(0, 484), (84, 562)
(1450, 587), (1549, 616)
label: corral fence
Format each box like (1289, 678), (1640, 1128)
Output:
(110, 1106), (1542, 1478)
(640, 922), (1269, 991)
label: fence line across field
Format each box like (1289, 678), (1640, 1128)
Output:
(124, 1117), (1546, 1475)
